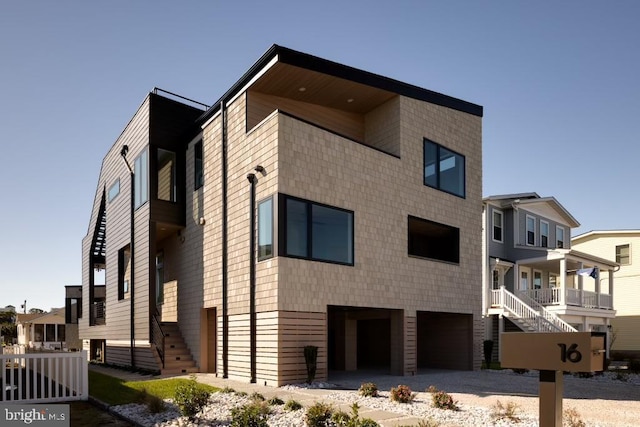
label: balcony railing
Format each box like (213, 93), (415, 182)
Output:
(520, 288), (613, 310)
(91, 301), (106, 325)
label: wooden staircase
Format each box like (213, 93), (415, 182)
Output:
(157, 322), (198, 375)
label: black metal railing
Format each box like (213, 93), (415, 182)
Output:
(151, 312), (165, 368)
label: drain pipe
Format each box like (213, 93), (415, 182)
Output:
(120, 144), (136, 369)
(247, 172), (257, 383)
(221, 101), (229, 378)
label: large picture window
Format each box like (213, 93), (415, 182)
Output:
(408, 215), (459, 263)
(279, 195), (353, 265)
(134, 148), (149, 208)
(258, 198), (274, 261)
(424, 139), (465, 197)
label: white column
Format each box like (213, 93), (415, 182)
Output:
(559, 258), (567, 306)
(577, 262), (584, 291)
(609, 270), (614, 309)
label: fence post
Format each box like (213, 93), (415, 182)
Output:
(81, 350), (89, 400)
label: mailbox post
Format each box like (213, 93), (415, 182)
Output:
(501, 332), (606, 427)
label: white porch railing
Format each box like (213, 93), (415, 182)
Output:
(527, 288), (613, 309)
(517, 291), (577, 333)
(1, 350), (88, 403)
(490, 287), (565, 333)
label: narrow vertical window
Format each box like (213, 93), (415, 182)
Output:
(157, 149), (176, 202)
(556, 226), (565, 248)
(194, 140), (204, 190)
(258, 198), (273, 261)
(286, 198), (308, 258)
(156, 252), (164, 304)
(526, 215), (536, 246)
(540, 221), (549, 247)
(118, 245), (131, 300)
(134, 148), (149, 208)
(492, 209), (503, 243)
(108, 179), (120, 202)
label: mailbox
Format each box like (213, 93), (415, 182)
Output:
(501, 332), (606, 372)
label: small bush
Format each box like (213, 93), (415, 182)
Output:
(284, 399), (303, 411)
(628, 359), (640, 373)
(427, 386), (458, 411)
(250, 392), (265, 401)
(305, 402), (333, 427)
(136, 389), (165, 414)
(512, 368), (529, 374)
(564, 407), (586, 427)
(358, 382), (379, 397)
(390, 385), (415, 403)
(615, 371), (629, 382)
(230, 401), (270, 427)
(329, 403), (380, 427)
(491, 400), (520, 422)
(268, 396), (285, 405)
(221, 386), (236, 393)
(237, 391), (248, 397)
(173, 376), (210, 421)
(396, 420), (439, 427)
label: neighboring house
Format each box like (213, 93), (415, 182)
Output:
(64, 286), (83, 351)
(16, 308), (67, 350)
(572, 230), (640, 358)
(482, 193), (617, 359)
(76, 44), (484, 385)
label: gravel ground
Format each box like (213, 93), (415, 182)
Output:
(111, 369), (640, 426)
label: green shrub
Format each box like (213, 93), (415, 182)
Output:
(230, 401), (270, 427)
(284, 399), (303, 411)
(304, 345), (319, 384)
(491, 400), (520, 422)
(237, 391), (248, 397)
(173, 376), (210, 420)
(512, 368), (529, 374)
(329, 403), (380, 427)
(396, 420), (440, 427)
(221, 386), (236, 393)
(305, 402), (333, 427)
(483, 339), (494, 367)
(268, 396), (285, 405)
(136, 388), (166, 414)
(427, 386), (458, 411)
(390, 385), (415, 403)
(250, 391), (266, 401)
(358, 382), (379, 397)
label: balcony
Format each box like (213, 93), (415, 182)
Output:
(519, 288), (613, 310)
(91, 301), (106, 326)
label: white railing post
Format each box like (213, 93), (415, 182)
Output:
(81, 350), (89, 401)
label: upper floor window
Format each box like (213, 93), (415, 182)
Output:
(279, 195), (353, 265)
(526, 215), (536, 246)
(118, 245), (131, 300)
(556, 226), (565, 248)
(108, 179), (120, 202)
(492, 209), (503, 243)
(616, 244), (630, 265)
(157, 149), (176, 202)
(194, 140), (204, 190)
(540, 221), (549, 247)
(408, 215), (459, 264)
(134, 148), (149, 209)
(258, 197), (273, 261)
(424, 139), (465, 198)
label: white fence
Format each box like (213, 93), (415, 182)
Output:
(1, 350), (88, 403)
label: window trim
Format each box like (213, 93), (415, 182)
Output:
(526, 215), (536, 246)
(258, 196), (274, 262)
(492, 209), (504, 243)
(278, 194), (354, 266)
(540, 220), (549, 248)
(616, 243), (630, 265)
(194, 139), (204, 190)
(423, 138), (466, 198)
(556, 225), (565, 249)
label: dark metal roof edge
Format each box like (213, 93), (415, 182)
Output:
(197, 44), (483, 124)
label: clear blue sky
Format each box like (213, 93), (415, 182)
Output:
(1, 1), (638, 311)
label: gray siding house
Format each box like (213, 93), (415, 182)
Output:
(482, 193), (617, 360)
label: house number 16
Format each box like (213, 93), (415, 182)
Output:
(557, 343), (582, 363)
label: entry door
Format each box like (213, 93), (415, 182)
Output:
(520, 268), (530, 291)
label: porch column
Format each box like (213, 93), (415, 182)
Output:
(559, 258), (567, 306)
(595, 268), (601, 308)
(577, 262), (584, 291)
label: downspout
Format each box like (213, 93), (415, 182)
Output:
(221, 101), (229, 378)
(247, 173), (257, 383)
(120, 144), (135, 369)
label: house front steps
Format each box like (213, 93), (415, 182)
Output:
(157, 322), (198, 375)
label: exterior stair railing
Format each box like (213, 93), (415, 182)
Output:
(151, 311), (165, 368)
(517, 290), (577, 333)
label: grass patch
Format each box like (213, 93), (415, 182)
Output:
(89, 370), (219, 405)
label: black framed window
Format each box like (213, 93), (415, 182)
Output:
(194, 140), (203, 190)
(134, 148), (148, 208)
(424, 139), (465, 198)
(279, 194), (354, 265)
(408, 215), (459, 263)
(118, 245), (131, 300)
(258, 197), (274, 261)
